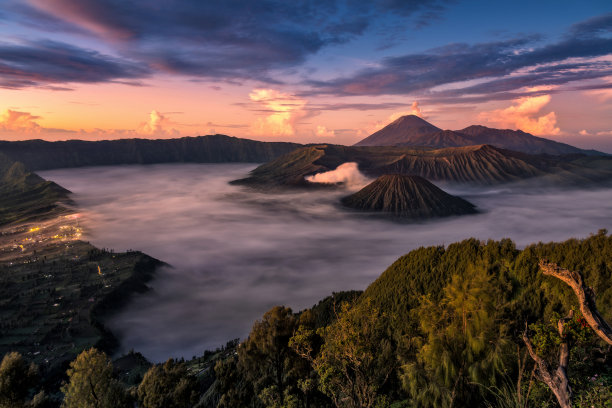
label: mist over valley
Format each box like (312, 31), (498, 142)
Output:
(40, 163), (612, 362)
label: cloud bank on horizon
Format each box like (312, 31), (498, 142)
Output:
(0, 0), (611, 149)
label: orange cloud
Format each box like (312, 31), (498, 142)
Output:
(137, 110), (179, 137)
(479, 95), (560, 136)
(249, 88), (307, 137)
(315, 125), (334, 138)
(0, 109), (42, 133)
(0, 108), (184, 140)
(388, 101), (424, 122)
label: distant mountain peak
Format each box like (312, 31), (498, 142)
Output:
(355, 115), (440, 147)
(355, 115), (601, 156)
(390, 114), (435, 125)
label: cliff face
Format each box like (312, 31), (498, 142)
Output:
(341, 174), (477, 218)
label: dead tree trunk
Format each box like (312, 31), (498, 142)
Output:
(539, 260), (612, 345)
(523, 312), (574, 408)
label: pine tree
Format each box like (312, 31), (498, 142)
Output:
(403, 265), (510, 408)
(239, 306), (302, 406)
(61, 348), (129, 408)
(292, 298), (395, 408)
(137, 359), (198, 408)
(0, 352), (38, 408)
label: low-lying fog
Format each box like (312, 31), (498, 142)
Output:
(41, 164), (612, 362)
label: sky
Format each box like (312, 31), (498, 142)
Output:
(0, 0), (611, 151)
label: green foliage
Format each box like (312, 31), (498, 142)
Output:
(219, 233), (612, 408)
(137, 358), (199, 408)
(402, 264), (511, 408)
(308, 291), (363, 329)
(239, 306), (299, 405)
(0, 352), (38, 408)
(214, 356), (259, 408)
(359, 233), (612, 407)
(294, 298), (395, 408)
(528, 312), (592, 359)
(574, 371), (612, 408)
(28, 232), (608, 408)
(61, 348), (130, 408)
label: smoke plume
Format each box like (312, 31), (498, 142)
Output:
(305, 162), (370, 188)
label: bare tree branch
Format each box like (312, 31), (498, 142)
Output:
(539, 260), (612, 345)
(523, 314), (573, 408)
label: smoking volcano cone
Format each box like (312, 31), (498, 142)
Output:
(341, 174), (477, 219)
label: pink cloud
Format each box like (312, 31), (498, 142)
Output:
(479, 95), (561, 136)
(137, 110), (179, 137)
(315, 125), (334, 138)
(249, 89), (307, 137)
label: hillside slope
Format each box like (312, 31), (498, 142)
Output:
(360, 233), (612, 336)
(0, 153), (70, 225)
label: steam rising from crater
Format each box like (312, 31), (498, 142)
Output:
(305, 162), (370, 188)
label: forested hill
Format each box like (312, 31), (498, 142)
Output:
(210, 232), (612, 408)
(0, 135), (302, 170)
(3, 231), (612, 407)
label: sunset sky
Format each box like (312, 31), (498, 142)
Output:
(1, 0), (611, 151)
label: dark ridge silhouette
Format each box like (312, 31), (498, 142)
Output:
(341, 174), (476, 218)
(0, 134), (302, 171)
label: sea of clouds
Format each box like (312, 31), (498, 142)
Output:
(41, 163), (612, 362)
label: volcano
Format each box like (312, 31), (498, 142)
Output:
(341, 174), (477, 218)
(354, 115), (441, 147)
(354, 114), (601, 156)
